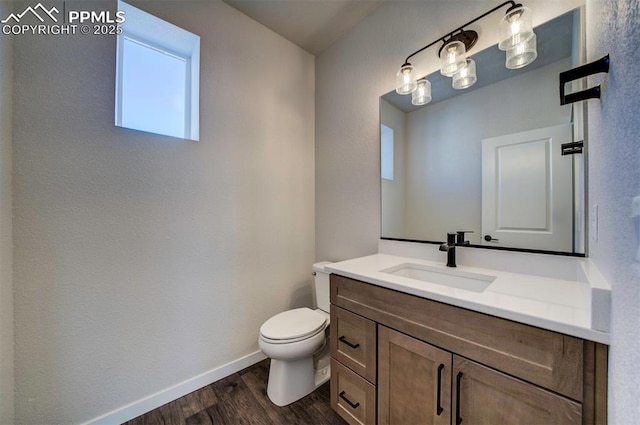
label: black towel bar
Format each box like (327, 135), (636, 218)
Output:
(559, 54), (610, 105)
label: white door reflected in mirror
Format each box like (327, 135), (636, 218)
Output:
(481, 124), (574, 252)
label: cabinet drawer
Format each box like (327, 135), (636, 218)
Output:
(331, 359), (376, 425)
(331, 305), (377, 383)
(331, 274), (584, 400)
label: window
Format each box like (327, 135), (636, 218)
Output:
(115, 1), (200, 141)
(381, 124), (394, 180)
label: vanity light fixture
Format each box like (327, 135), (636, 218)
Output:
(395, 1), (536, 102)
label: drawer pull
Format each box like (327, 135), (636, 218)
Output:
(339, 390), (360, 409)
(436, 363), (445, 415)
(456, 371), (464, 425)
(338, 335), (360, 349)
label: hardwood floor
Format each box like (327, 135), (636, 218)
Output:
(123, 359), (346, 425)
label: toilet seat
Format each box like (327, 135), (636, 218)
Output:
(260, 308), (328, 344)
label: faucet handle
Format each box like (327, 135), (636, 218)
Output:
(456, 231), (474, 245)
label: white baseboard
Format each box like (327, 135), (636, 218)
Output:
(83, 350), (267, 425)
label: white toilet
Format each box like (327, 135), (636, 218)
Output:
(258, 261), (332, 406)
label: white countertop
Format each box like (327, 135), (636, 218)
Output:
(326, 253), (610, 344)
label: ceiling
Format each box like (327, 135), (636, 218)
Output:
(223, 0), (383, 55)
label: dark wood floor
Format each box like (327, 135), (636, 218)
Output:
(123, 359), (346, 425)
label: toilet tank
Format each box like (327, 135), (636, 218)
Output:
(313, 261), (332, 313)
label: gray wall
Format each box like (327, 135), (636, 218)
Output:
(586, 0), (640, 422)
(0, 1), (14, 423)
(12, 1), (315, 423)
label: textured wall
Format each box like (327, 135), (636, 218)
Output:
(586, 0), (640, 421)
(12, 1), (315, 423)
(315, 0), (583, 262)
(0, 1), (14, 422)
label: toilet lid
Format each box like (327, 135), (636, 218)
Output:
(260, 307), (327, 341)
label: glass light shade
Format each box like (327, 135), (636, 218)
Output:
(412, 79), (432, 105)
(396, 64), (418, 95)
(440, 41), (466, 77)
(506, 33), (537, 69)
(498, 6), (534, 51)
(452, 59), (477, 90)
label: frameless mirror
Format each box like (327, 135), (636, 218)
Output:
(380, 8), (586, 255)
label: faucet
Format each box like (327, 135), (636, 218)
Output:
(439, 231), (472, 267)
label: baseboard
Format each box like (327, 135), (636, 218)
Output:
(83, 350), (267, 425)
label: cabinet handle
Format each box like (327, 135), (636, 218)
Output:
(339, 390), (360, 409)
(455, 371), (464, 425)
(338, 335), (360, 349)
(436, 364), (445, 415)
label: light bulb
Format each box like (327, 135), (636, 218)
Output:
(452, 59), (477, 90)
(506, 32), (537, 69)
(510, 20), (521, 36)
(440, 41), (466, 77)
(498, 6), (534, 51)
(412, 79), (432, 105)
(396, 63), (417, 95)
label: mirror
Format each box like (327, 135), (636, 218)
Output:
(380, 8), (586, 255)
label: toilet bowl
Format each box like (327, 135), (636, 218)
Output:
(258, 262), (332, 406)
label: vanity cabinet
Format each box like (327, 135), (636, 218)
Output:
(329, 274), (608, 425)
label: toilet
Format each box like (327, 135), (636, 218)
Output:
(258, 261), (332, 406)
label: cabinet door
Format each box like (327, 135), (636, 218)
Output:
(452, 356), (582, 425)
(378, 325), (452, 425)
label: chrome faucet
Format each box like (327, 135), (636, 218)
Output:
(439, 231), (472, 267)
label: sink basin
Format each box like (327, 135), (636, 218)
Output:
(381, 263), (496, 293)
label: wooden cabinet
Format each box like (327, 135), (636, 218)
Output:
(378, 326), (451, 425)
(377, 326), (581, 425)
(453, 356), (581, 425)
(329, 274), (608, 425)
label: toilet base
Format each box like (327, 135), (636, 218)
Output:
(266, 351), (331, 407)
